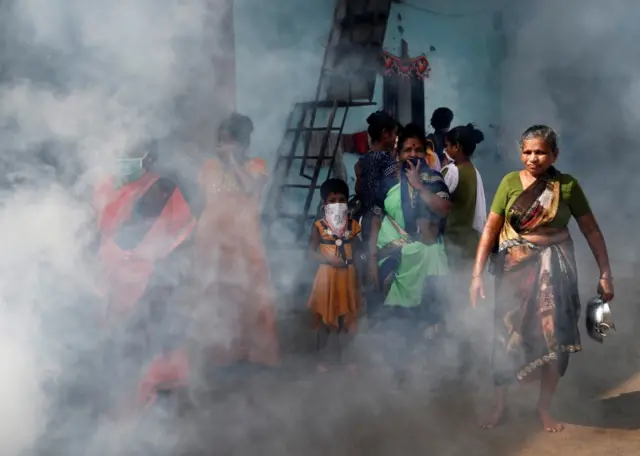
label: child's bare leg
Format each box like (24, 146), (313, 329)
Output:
(338, 332), (358, 373)
(336, 316), (357, 372)
(316, 325), (331, 373)
(538, 363), (563, 432)
(480, 385), (507, 429)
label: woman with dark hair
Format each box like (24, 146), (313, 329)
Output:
(442, 123), (487, 269)
(354, 110), (399, 244)
(194, 112), (279, 371)
(441, 123), (486, 377)
(367, 123), (451, 353)
(471, 125), (614, 432)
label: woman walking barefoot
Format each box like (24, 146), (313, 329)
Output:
(470, 125), (614, 432)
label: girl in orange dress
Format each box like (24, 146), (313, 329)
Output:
(194, 113), (279, 371)
(307, 178), (362, 372)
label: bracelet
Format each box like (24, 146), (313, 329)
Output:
(599, 276), (613, 281)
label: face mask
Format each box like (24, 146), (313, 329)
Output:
(324, 203), (348, 237)
(115, 155), (146, 184)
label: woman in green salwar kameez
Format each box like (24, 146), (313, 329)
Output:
(367, 124), (451, 354)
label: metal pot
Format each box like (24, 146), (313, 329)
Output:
(585, 296), (616, 343)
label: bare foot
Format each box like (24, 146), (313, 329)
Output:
(538, 407), (564, 433)
(479, 406), (506, 429)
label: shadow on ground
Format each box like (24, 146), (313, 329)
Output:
(559, 391), (640, 430)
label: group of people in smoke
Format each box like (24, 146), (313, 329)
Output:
(93, 105), (615, 434)
(93, 113), (279, 415)
(308, 107), (614, 433)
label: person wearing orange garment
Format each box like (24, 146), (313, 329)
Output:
(307, 178), (362, 372)
(194, 113), (279, 373)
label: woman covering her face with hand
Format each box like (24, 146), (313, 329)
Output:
(367, 123), (451, 351)
(471, 125), (614, 433)
(194, 113), (280, 371)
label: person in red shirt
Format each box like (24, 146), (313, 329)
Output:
(93, 140), (198, 415)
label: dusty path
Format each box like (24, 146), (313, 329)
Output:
(179, 272), (640, 455)
(49, 264), (637, 455)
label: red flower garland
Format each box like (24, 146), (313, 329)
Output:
(382, 51), (431, 79)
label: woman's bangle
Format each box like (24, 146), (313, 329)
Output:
(599, 275), (613, 282)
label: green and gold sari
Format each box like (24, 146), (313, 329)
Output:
(491, 168), (582, 385)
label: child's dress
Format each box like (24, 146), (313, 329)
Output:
(307, 218), (362, 330)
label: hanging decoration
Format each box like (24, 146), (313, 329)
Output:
(382, 51), (431, 79)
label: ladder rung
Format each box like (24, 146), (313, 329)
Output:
(293, 100), (351, 109)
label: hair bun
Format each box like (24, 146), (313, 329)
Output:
(367, 111), (381, 125)
(465, 123), (485, 145)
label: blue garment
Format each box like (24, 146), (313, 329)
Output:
(357, 149), (397, 212)
(356, 149), (397, 243)
(374, 158), (450, 240)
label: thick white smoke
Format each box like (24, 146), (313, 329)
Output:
(3, 0), (640, 454)
(0, 0), (233, 454)
(500, 0), (640, 266)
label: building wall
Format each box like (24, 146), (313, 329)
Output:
(343, 1), (507, 193)
(234, 0), (508, 194)
(233, 0), (333, 162)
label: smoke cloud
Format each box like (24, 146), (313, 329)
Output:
(0, 0), (233, 453)
(1, 0), (639, 455)
(500, 0), (640, 266)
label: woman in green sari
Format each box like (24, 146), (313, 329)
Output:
(367, 124), (451, 349)
(471, 125), (614, 432)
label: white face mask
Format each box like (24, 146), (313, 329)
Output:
(324, 203), (348, 236)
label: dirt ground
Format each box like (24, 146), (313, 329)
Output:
(43, 264), (639, 455)
(167, 271), (640, 456)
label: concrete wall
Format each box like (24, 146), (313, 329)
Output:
(233, 0), (333, 163)
(233, 0), (508, 194)
(342, 1), (508, 193)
